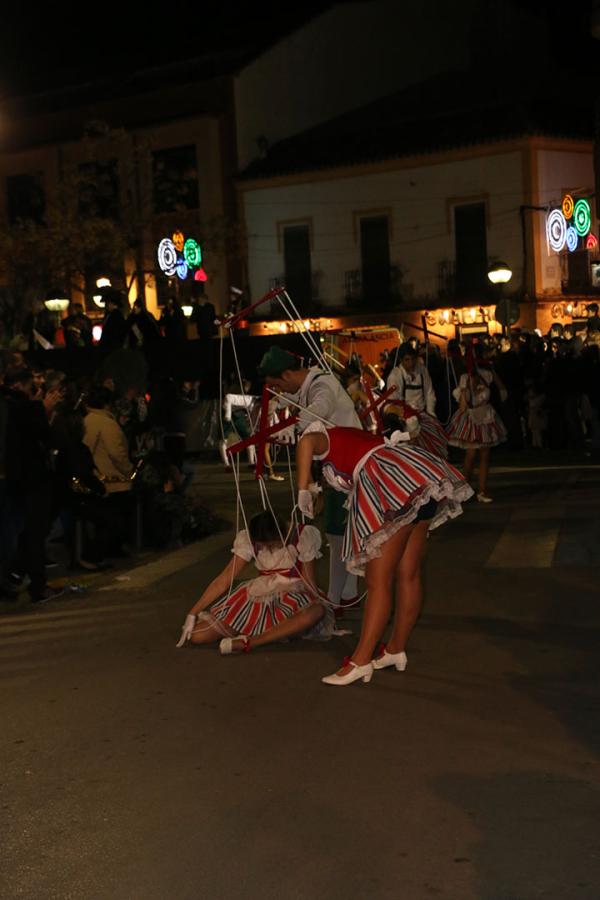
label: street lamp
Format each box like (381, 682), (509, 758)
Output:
(487, 261), (514, 334)
(487, 261), (513, 286)
(44, 290), (70, 313)
(93, 277), (112, 309)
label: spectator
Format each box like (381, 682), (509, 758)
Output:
(99, 291), (128, 353)
(159, 297), (187, 344)
(83, 385), (133, 487)
(62, 303), (93, 349)
(127, 298), (160, 351)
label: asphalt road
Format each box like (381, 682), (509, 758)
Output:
(2, 461), (600, 900)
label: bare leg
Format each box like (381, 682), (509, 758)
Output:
(387, 520), (429, 653)
(230, 603), (325, 650)
(345, 525), (413, 668)
(190, 622), (234, 645)
(478, 446), (491, 495)
(463, 447), (476, 482)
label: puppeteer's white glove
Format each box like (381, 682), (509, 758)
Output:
(276, 424), (296, 444)
(298, 489), (315, 519)
(176, 614), (197, 648)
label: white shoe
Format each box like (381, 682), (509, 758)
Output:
(219, 636), (250, 655)
(372, 644), (408, 671)
(476, 493), (493, 503)
(269, 473), (285, 482)
(321, 659), (373, 686)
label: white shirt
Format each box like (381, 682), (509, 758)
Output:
(386, 361), (436, 415)
(285, 367), (361, 433)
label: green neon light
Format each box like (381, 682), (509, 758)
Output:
(573, 199), (591, 237)
(184, 238), (202, 268)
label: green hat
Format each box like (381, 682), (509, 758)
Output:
(257, 346), (300, 377)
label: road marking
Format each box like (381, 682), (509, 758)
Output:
(485, 505), (562, 569)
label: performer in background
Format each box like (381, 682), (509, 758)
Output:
(386, 342), (437, 415)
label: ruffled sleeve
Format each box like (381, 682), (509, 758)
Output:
(452, 374), (468, 403)
(231, 529), (254, 561)
(296, 524), (322, 561)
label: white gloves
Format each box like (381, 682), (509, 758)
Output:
(298, 483), (321, 519)
(298, 489), (314, 519)
(176, 614), (197, 648)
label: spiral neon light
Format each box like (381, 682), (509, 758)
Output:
(194, 267), (208, 282)
(176, 258), (189, 280)
(562, 194), (574, 219)
(573, 199), (591, 236)
(546, 209), (567, 252)
(158, 238), (178, 275)
(183, 238), (202, 268)
(566, 226), (578, 252)
(585, 233), (599, 250)
(172, 230), (185, 252)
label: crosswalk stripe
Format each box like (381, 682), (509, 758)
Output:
(485, 505), (562, 568)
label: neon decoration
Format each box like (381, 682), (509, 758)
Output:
(546, 209), (567, 252)
(158, 238), (178, 276)
(566, 226), (579, 252)
(562, 194), (574, 219)
(585, 233), (599, 250)
(183, 238), (202, 268)
(157, 232), (204, 281)
(573, 199), (591, 236)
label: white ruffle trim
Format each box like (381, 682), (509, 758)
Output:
(345, 479), (474, 576)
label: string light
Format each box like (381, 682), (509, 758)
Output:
(546, 209), (567, 252)
(566, 226), (579, 252)
(573, 199), (591, 236)
(158, 238), (178, 276)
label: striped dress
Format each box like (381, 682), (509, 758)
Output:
(447, 370), (507, 449)
(206, 526), (323, 636)
(384, 401), (449, 459)
(308, 424), (473, 576)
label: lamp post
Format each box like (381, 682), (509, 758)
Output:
(487, 261), (513, 335)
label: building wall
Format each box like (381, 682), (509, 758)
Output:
(234, 0), (474, 170)
(533, 143), (595, 295)
(0, 112), (231, 318)
(241, 145), (526, 310)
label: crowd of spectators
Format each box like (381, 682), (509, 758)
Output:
(379, 312), (600, 455)
(0, 344), (221, 604)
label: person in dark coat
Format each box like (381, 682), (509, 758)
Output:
(127, 298), (160, 350)
(62, 303), (93, 349)
(99, 291), (128, 354)
(159, 297), (187, 344)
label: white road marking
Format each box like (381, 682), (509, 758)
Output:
(485, 505), (562, 569)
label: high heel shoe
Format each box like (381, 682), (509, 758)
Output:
(372, 643), (408, 671)
(219, 636), (251, 655)
(321, 657), (373, 686)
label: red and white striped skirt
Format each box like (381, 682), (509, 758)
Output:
(447, 407), (507, 449)
(206, 582), (317, 636)
(413, 412), (449, 459)
(342, 444), (473, 575)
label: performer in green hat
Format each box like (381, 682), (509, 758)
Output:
(258, 343), (361, 615)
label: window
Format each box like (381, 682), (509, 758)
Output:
(360, 215), (390, 302)
(152, 145), (199, 214)
(283, 224), (311, 304)
(6, 174), (45, 225)
(78, 160), (120, 220)
(454, 202), (488, 299)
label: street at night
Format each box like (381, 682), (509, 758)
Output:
(2, 460), (600, 900)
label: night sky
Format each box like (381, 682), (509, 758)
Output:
(0, 3), (334, 99)
(0, 1), (595, 100)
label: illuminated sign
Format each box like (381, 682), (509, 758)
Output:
(157, 231), (205, 281)
(547, 194), (594, 254)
